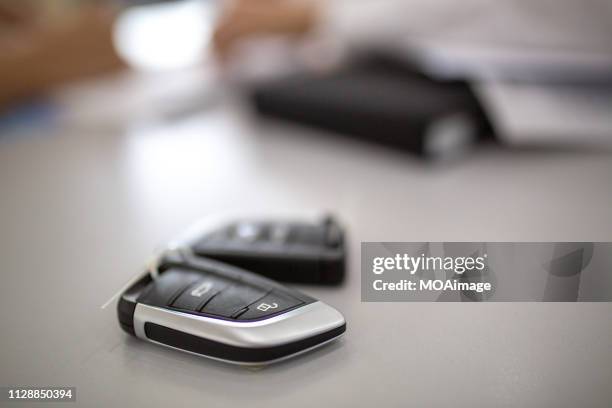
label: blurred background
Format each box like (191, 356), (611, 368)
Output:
(1, 0), (611, 239)
(1, 0), (612, 283)
(1, 0), (612, 146)
(1, 1), (612, 407)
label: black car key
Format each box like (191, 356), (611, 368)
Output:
(174, 215), (345, 285)
(117, 253), (346, 365)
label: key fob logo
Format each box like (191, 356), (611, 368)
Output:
(190, 281), (213, 297)
(256, 302), (278, 312)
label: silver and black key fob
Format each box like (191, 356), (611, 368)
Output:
(117, 253), (346, 365)
(185, 215), (345, 285)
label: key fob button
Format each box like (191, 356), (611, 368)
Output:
(171, 278), (229, 311)
(237, 290), (303, 320)
(137, 269), (202, 306)
(200, 284), (268, 318)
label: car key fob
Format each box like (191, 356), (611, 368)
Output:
(178, 215), (345, 285)
(117, 253), (346, 365)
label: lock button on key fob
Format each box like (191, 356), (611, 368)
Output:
(170, 278), (228, 311)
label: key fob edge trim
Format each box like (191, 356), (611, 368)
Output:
(130, 301), (345, 365)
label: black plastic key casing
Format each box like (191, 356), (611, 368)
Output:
(190, 216), (345, 285)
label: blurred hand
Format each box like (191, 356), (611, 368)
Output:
(213, 0), (319, 58)
(0, 2), (32, 25)
(0, 5), (125, 110)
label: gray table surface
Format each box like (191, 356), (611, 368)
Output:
(1, 80), (611, 408)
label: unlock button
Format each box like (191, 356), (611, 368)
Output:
(237, 291), (303, 320)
